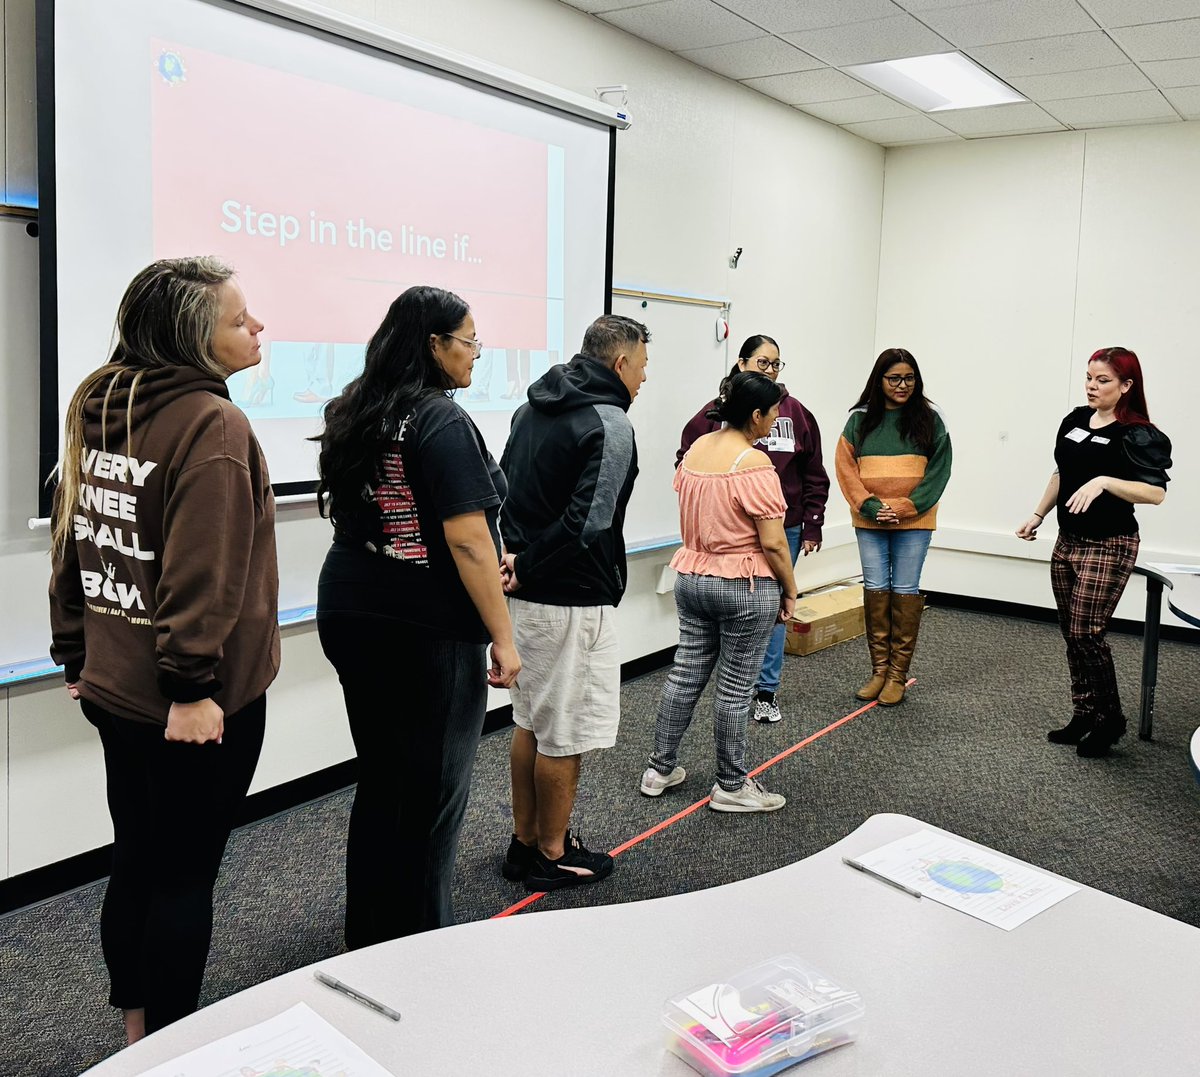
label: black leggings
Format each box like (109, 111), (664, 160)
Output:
(318, 615), (487, 949)
(83, 696), (265, 1033)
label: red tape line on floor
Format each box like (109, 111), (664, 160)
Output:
(491, 680), (915, 919)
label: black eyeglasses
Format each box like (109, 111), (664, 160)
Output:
(750, 357), (785, 373)
(883, 373), (917, 387)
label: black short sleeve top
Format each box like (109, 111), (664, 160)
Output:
(1053, 406), (1171, 539)
(318, 393), (506, 641)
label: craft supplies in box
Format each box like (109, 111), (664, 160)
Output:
(662, 955), (863, 1076)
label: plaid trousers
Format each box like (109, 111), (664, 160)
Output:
(650, 572), (780, 790)
(1049, 532), (1139, 723)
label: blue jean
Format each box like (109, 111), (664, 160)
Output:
(755, 526), (803, 694)
(855, 528), (932, 594)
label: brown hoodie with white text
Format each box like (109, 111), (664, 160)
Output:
(49, 366), (280, 724)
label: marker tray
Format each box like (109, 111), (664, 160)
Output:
(661, 954), (863, 1076)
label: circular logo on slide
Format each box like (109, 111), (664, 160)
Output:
(156, 51), (187, 86)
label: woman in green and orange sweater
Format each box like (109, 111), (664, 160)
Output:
(835, 348), (952, 706)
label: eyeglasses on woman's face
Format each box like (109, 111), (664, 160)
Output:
(883, 373), (917, 387)
(751, 356), (785, 373)
(446, 334), (484, 358)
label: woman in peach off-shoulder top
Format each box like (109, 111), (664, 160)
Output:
(638, 373), (799, 814)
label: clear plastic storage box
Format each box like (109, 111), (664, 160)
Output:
(661, 955), (864, 1077)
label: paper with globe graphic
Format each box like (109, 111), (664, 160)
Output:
(133, 1002), (395, 1077)
(853, 829), (1078, 930)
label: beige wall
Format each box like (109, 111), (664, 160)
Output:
(876, 123), (1200, 615)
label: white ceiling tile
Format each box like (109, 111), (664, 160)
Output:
(894, 0), (993, 9)
(800, 93), (921, 124)
(563, 0), (1200, 139)
(928, 101), (1066, 134)
(967, 32), (1128, 77)
(1008, 64), (1153, 100)
(715, 0), (904, 34)
(1141, 57), (1200, 88)
(676, 36), (823, 78)
(741, 67), (876, 104)
(556, 0), (658, 12)
(599, 0), (761, 51)
(1057, 114), (1180, 128)
(919, 0), (1097, 48)
(1042, 89), (1178, 125)
(783, 14), (953, 66)
(1080, 0), (1200, 29)
(1110, 19), (1200, 63)
(840, 114), (961, 143)
(1163, 85), (1200, 117)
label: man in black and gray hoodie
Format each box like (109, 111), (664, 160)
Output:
(498, 314), (649, 892)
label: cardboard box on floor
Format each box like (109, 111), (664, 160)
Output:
(785, 582), (865, 656)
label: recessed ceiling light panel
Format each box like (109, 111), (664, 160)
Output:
(844, 52), (1026, 112)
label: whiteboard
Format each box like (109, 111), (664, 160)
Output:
(614, 293), (730, 550)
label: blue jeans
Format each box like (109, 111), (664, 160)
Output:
(755, 525), (803, 695)
(855, 528), (932, 594)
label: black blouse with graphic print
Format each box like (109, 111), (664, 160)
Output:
(317, 392), (506, 643)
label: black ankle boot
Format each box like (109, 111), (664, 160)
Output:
(1047, 714), (1094, 745)
(1076, 714), (1127, 758)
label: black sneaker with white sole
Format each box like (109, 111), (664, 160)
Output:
(524, 829), (614, 892)
(501, 834), (537, 882)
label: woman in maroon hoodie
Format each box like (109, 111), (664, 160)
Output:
(676, 335), (829, 724)
(49, 257), (280, 1043)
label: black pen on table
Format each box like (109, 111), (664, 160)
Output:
(841, 856), (923, 898)
(314, 969), (402, 1021)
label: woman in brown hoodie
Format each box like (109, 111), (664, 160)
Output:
(49, 257), (280, 1043)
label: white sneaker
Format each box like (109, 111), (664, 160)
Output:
(640, 765), (686, 797)
(709, 776), (786, 813)
(753, 698), (782, 723)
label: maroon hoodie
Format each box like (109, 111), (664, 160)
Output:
(676, 388), (830, 542)
(49, 365), (280, 724)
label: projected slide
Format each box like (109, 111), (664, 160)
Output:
(152, 42), (562, 420)
(49, 0), (610, 490)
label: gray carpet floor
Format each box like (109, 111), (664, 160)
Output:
(3, 605), (1198, 1075)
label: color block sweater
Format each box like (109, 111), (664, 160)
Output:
(835, 406), (952, 531)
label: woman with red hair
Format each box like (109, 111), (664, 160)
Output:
(1017, 347), (1171, 757)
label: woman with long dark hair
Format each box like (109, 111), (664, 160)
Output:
(676, 335), (828, 724)
(49, 257), (279, 1042)
(315, 285), (519, 948)
(642, 372), (798, 813)
(835, 347), (951, 706)
(1017, 347), (1171, 757)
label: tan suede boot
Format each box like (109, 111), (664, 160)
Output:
(878, 593), (925, 706)
(855, 589), (892, 700)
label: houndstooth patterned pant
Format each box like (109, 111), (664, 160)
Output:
(650, 572), (780, 790)
(1049, 532), (1139, 723)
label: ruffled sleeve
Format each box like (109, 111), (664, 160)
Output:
(734, 467), (787, 520)
(1122, 425), (1172, 488)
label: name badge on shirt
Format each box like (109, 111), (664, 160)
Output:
(1064, 427), (1090, 443)
(762, 436), (796, 453)
(1092, 435), (1110, 445)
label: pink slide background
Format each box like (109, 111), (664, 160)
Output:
(151, 42), (549, 348)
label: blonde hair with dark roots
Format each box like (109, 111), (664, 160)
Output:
(51, 256), (236, 553)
